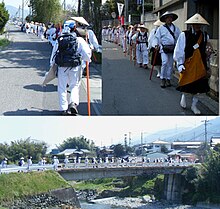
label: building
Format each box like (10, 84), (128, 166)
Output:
(149, 140), (172, 152)
(210, 136), (220, 148)
(146, 152), (168, 162)
(167, 150), (197, 162)
(172, 141), (203, 151)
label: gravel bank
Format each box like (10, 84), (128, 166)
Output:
(91, 197), (205, 209)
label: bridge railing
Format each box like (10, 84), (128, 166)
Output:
(0, 164), (54, 174)
(0, 161), (196, 174)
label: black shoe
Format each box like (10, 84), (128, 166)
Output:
(160, 79), (166, 88)
(60, 110), (69, 116)
(166, 79), (171, 87)
(143, 65), (148, 69)
(69, 103), (78, 115)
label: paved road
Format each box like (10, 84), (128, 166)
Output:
(0, 25), (102, 116)
(102, 41), (218, 115)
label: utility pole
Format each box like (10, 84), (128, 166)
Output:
(141, 132), (143, 156)
(124, 0), (128, 24)
(124, 134), (127, 153)
(22, 0), (24, 23)
(129, 132), (131, 147)
(202, 118), (210, 147)
(142, 0), (145, 24)
(63, 0), (66, 10)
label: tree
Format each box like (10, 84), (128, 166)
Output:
(113, 144), (126, 157)
(0, 2), (9, 34)
(195, 142), (211, 163)
(0, 138), (48, 164)
(161, 145), (168, 153)
(57, 135), (95, 152)
(30, 0), (62, 24)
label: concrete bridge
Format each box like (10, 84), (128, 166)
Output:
(58, 162), (196, 203)
(1, 161), (197, 202)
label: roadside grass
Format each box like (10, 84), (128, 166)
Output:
(0, 38), (10, 48)
(72, 178), (115, 193)
(0, 170), (70, 203)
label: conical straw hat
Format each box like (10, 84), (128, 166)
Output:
(71, 17), (89, 26)
(153, 19), (163, 26)
(185, 13), (209, 25)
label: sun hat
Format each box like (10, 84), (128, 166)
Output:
(138, 24), (147, 29)
(160, 11), (178, 22)
(185, 13), (209, 25)
(153, 19), (163, 26)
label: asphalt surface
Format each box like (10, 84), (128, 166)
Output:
(0, 25), (102, 116)
(102, 40), (219, 115)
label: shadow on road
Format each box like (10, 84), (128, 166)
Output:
(3, 108), (61, 116)
(24, 84), (57, 92)
(1, 38), (51, 76)
(3, 102), (99, 116)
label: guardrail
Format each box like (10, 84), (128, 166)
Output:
(0, 164), (54, 174)
(0, 162), (196, 174)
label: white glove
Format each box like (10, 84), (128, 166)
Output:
(178, 65), (185, 73)
(96, 46), (102, 53)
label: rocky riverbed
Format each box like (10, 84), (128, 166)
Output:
(89, 197), (205, 209)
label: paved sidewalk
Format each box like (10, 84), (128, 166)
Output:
(81, 62), (102, 115)
(102, 40), (219, 115)
(0, 25), (102, 116)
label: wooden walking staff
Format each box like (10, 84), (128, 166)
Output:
(149, 47), (159, 80)
(85, 32), (91, 116)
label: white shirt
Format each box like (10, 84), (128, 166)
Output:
(173, 29), (209, 66)
(87, 29), (100, 51)
(50, 33), (92, 68)
(152, 24), (181, 52)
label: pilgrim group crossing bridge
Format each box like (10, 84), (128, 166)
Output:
(1, 161), (198, 202)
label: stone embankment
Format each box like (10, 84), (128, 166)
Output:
(1, 188), (80, 209)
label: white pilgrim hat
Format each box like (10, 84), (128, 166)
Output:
(185, 13), (209, 25)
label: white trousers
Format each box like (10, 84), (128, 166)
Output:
(136, 46), (149, 65)
(160, 52), (173, 80)
(58, 66), (81, 111)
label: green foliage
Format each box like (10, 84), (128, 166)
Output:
(161, 145), (168, 153)
(72, 175), (164, 199)
(0, 3), (9, 34)
(0, 171), (70, 202)
(72, 178), (115, 192)
(30, 0), (62, 23)
(0, 38), (9, 48)
(153, 175), (164, 199)
(57, 135), (95, 153)
(113, 144), (126, 157)
(182, 147), (220, 204)
(0, 137), (48, 164)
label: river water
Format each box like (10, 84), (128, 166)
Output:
(80, 202), (125, 209)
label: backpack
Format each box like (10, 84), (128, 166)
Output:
(137, 32), (148, 47)
(55, 33), (81, 67)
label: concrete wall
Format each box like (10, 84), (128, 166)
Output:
(50, 188), (81, 208)
(164, 174), (182, 203)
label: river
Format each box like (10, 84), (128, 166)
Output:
(79, 197), (204, 209)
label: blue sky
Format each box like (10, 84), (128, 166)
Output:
(0, 116), (217, 151)
(2, 0), (77, 9)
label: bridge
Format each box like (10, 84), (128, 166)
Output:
(1, 161), (197, 202)
(57, 161), (196, 203)
(57, 162), (192, 181)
